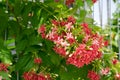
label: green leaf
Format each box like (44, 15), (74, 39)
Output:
(21, 2), (32, 27)
(59, 64), (92, 80)
(84, 17), (94, 24)
(76, 0), (84, 7)
(5, 39), (15, 49)
(31, 8), (42, 28)
(50, 52), (62, 66)
(0, 49), (12, 64)
(16, 39), (28, 52)
(72, 27), (82, 36)
(77, 9), (86, 22)
(14, 0), (24, 16)
(91, 25), (102, 33)
(0, 10), (9, 31)
(15, 54), (32, 71)
(38, 51), (53, 67)
(77, 34), (84, 43)
(0, 71), (10, 80)
(0, 39), (4, 49)
(8, 20), (21, 36)
(23, 57), (34, 71)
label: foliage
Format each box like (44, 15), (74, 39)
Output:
(0, 0), (120, 80)
(102, 2), (120, 53)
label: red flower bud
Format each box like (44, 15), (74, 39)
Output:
(112, 59), (118, 65)
(34, 58), (42, 64)
(38, 25), (46, 34)
(104, 40), (109, 46)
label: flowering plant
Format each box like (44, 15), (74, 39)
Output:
(38, 16), (106, 68)
(0, 0), (120, 80)
(38, 15), (120, 79)
(37, 15), (120, 80)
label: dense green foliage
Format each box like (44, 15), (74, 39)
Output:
(0, 0), (120, 80)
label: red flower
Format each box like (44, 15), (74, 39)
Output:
(67, 54), (84, 67)
(53, 46), (66, 56)
(31, 73), (38, 80)
(23, 72), (33, 80)
(68, 38), (75, 44)
(66, 32), (75, 44)
(81, 22), (88, 28)
(51, 20), (59, 26)
(67, 16), (76, 24)
(46, 28), (59, 41)
(60, 21), (67, 26)
(91, 33), (104, 48)
(82, 35), (90, 43)
(92, 0), (97, 3)
(96, 51), (102, 59)
(101, 67), (110, 75)
(38, 25), (46, 34)
(65, 0), (75, 6)
(65, 22), (74, 30)
(34, 58), (42, 64)
(112, 59), (118, 65)
(87, 70), (100, 80)
(104, 40), (109, 46)
(41, 33), (46, 39)
(81, 23), (92, 35)
(115, 73), (120, 80)
(38, 74), (46, 80)
(0, 63), (8, 72)
(23, 72), (50, 80)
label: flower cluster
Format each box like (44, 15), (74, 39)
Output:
(23, 72), (51, 80)
(34, 58), (42, 64)
(66, 43), (102, 68)
(0, 63), (9, 72)
(38, 16), (106, 68)
(87, 70), (100, 80)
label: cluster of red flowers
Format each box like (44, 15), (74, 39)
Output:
(87, 70), (100, 80)
(34, 58), (42, 64)
(67, 44), (102, 68)
(38, 16), (107, 68)
(0, 63), (8, 72)
(23, 72), (51, 80)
